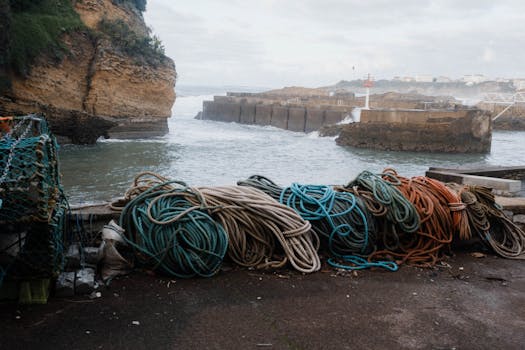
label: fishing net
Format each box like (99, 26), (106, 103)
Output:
(0, 115), (61, 223)
(0, 115), (67, 285)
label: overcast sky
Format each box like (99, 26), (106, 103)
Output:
(144, 0), (525, 88)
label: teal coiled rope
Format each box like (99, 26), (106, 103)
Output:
(120, 181), (229, 278)
(345, 171), (420, 236)
(281, 183), (397, 271)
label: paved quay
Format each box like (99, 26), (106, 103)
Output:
(1, 252), (524, 350)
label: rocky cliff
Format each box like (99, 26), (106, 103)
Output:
(0, 0), (176, 144)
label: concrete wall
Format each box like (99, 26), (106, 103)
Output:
(271, 106), (289, 129)
(361, 109), (470, 124)
(306, 109), (324, 132)
(324, 110), (345, 125)
(200, 100), (352, 132)
(288, 107), (306, 132)
(255, 105), (272, 126)
(336, 109), (492, 153)
(202, 101), (240, 123)
(240, 103), (256, 124)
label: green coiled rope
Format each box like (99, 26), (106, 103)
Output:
(345, 170), (420, 234)
(119, 181), (229, 278)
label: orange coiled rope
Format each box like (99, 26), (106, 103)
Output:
(369, 169), (466, 266)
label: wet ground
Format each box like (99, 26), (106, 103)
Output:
(1, 252), (524, 350)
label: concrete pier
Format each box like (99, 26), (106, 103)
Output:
(198, 94), (352, 132)
(337, 109), (492, 153)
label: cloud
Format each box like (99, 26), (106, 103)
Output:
(482, 47), (495, 63)
(145, 0), (525, 86)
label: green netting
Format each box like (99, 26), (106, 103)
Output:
(1, 197), (67, 281)
(0, 115), (61, 223)
(0, 115), (67, 286)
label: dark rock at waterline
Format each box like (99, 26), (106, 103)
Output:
(318, 124), (344, 137)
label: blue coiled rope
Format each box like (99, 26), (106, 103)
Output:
(279, 182), (397, 271)
(120, 181), (229, 278)
(238, 176), (395, 270)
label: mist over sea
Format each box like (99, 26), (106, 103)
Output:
(59, 85), (525, 205)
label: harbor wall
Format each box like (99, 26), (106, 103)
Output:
(198, 100), (348, 132)
(337, 109), (492, 153)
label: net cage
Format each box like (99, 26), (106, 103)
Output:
(1, 198), (68, 281)
(0, 115), (61, 223)
(0, 115), (67, 285)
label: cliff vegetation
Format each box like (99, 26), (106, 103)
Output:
(98, 18), (165, 66)
(3, 0), (84, 80)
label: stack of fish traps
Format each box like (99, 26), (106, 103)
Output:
(0, 115), (67, 292)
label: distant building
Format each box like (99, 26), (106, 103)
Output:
(435, 76), (453, 83)
(462, 74), (489, 84)
(393, 76), (416, 82)
(415, 75), (433, 83)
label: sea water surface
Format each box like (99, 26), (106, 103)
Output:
(60, 86), (525, 205)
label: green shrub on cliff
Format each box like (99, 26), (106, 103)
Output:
(98, 18), (166, 66)
(112, 0), (147, 12)
(8, 0), (84, 76)
(0, 0), (11, 92)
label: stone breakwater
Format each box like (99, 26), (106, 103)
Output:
(198, 91), (493, 154)
(197, 91), (459, 133)
(197, 95), (353, 132)
(336, 109), (492, 153)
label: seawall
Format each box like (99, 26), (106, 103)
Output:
(336, 109), (492, 153)
(198, 98), (351, 132)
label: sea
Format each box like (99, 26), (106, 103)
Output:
(59, 85), (525, 205)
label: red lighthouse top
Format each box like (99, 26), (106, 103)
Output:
(363, 74), (373, 88)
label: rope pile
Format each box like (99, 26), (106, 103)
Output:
(120, 181), (229, 278)
(117, 173), (320, 278)
(448, 184), (525, 259)
(368, 169), (466, 266)
(344, 170), (420, 235)
(0, 115), (67, 286)
(114, 169), (525, 278)
(239, 175), (396, 270)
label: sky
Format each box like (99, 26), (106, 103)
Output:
(144, 0), (525, 88)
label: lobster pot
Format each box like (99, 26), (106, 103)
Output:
(0, 117), (61, 223)
(1, 196), (68, 281)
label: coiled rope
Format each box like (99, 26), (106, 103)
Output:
(239, 175), (397, 271)
(344, 170), (420, 234)
(448, 184), (525, 259)
(110, 171), (173, 211)
(370, 170), (466, 266)
(120, 181), (229, 278)
(114, 171), (525, 277)
(117, 173), (321, 276)
(183, 186), (321, 273)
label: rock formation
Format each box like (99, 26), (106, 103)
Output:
(0, 0), (176, 144)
